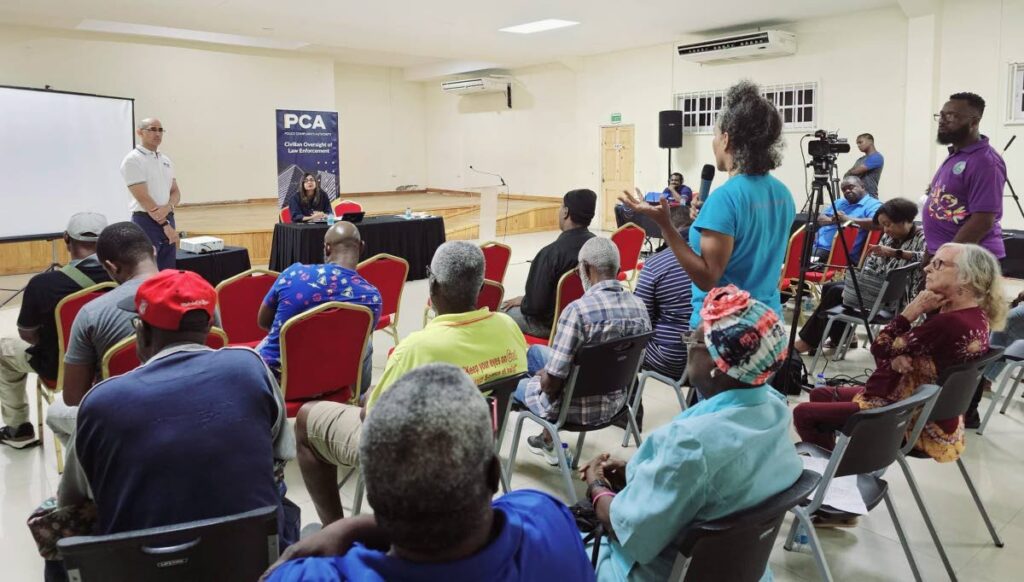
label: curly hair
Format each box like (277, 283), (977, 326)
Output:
(716, 80), (784, 175)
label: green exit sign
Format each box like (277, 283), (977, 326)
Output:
(611, 112), (622, 124)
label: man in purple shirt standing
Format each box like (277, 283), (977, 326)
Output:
(923, 92), (1007, 267)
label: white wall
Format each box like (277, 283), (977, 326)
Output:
(936, 0), (1024, 230)
(424, 63), (581, 196)
(0, 26), (426, 206)
(334, 63), (427, 192)
(423, 6), (911, 220)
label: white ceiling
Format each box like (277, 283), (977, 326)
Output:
(0, 0), (898, 74)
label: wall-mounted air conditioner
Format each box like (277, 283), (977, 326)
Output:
(440, 77), (509, 94)
(677, 30), (796, 64)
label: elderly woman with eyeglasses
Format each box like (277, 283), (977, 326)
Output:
(579, 285), (802, 581)
(794, 243), (1007, 464)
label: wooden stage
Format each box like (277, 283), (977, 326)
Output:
(0, 189), (561, 275)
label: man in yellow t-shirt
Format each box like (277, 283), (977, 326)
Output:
(294, 241), (527, 525)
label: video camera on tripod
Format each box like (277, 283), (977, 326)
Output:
(775, 128), (873, 395)
(806, 130), (851, 178)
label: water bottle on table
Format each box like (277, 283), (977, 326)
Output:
(404, 206), (412, 219)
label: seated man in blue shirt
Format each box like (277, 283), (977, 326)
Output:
(257, 221), (382, 391)
(265, 363), (595, 582)
(615, 173), (691, 227)
(811, 175), (882, 268)
(58, 270), (297, 555)
(579, 285), (802, 581)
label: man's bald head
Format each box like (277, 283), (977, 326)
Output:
(136, 117), (164, 151)
(323, 221), (362, 269)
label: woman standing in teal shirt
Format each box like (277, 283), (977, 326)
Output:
(621, 80), (796, 327)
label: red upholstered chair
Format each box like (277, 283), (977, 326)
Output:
(803, 224), (861, 296)
(778, 225), (808, 296)
(278, 302), (374, 417)
(858, 228), (884, 268)
(611, 223), (646, 288)
(332, 199), (364, 217)
(101, 328), (230, 380)
(477, 280), (505, 313)
(357, 253), (409, 347)
(480, 241), (513, 284)
(523, 270), (584, 346)
(46, 282), (116, 473)
(215, 268), (279, 347)
(279, 207), (292, 224)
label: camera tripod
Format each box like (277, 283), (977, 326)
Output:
(776, 155), (874, 394)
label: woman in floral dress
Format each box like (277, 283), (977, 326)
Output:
(794, 242), (1007, 462)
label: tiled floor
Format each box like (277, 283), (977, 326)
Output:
(1, 229), (1023, 581)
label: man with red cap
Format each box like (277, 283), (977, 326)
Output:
(55, 270), (297, 570)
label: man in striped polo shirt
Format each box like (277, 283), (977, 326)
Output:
(633, 205), (694, 382)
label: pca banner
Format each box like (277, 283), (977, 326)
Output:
(276, 109), (339, 208)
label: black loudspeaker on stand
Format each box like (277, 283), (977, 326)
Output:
(659, 110), (683, 176)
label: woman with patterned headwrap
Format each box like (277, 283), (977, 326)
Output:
(580, 285), (802, 582)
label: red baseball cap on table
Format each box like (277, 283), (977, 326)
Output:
(119, 270), (217, 330)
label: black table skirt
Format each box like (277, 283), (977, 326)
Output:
(176, 246), (251, 287)
(269, 216), (446, 280)
(1002, 229), (1024, 278)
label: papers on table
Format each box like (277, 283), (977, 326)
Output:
(801, 456), (869, 515)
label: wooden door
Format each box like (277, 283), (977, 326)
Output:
(601, 125), (634, 231)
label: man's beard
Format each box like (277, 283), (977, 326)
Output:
(937, 125), (970, 145)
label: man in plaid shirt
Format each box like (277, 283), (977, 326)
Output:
(513, 237), (651, 465)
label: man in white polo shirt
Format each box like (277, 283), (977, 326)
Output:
(120, 118), (182, 270)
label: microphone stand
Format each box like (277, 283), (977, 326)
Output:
(1003, 136), (1024, 221)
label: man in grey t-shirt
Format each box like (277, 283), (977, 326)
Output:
(46, 223), (159, 445)
(845, 133), (884, 197)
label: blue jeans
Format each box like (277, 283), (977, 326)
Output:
(985, 304), (1024, 381)
(513, 345), (553, 405)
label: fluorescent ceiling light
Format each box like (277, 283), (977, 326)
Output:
(499, 19), (579, 34)
(76, 20), (309, 50)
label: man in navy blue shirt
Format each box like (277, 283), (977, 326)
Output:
(615, 173), (692, 227)
(265, 364), (595, 582)
(58, 270), (296, 544)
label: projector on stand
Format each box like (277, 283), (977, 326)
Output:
(180, 236), (224, 254)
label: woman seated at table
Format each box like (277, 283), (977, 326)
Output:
(288, 173), (331, 223)
(795, 197), (925, 354)
(793, 243), (1006, 464)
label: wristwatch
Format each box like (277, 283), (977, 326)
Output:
(587, 478), (613, 501)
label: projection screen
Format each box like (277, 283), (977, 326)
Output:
(0, 86), (134, 242)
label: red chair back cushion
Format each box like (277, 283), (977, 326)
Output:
(334, 201), (363, 216)
(611, 225), (645, 272)
(477, 280), (505, 312)
(481, 243), (512, 284)
(780, 227), (807, 282)
(57, 289), (111, 354)
(557, 270), (585, 314)
(280, 304), (373, 408)
(357, 256), (408, 319)
(217, 273), (276, 344)
(279, 207), (292, 224)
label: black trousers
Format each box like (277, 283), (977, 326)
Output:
(798, 282), (849, 348)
